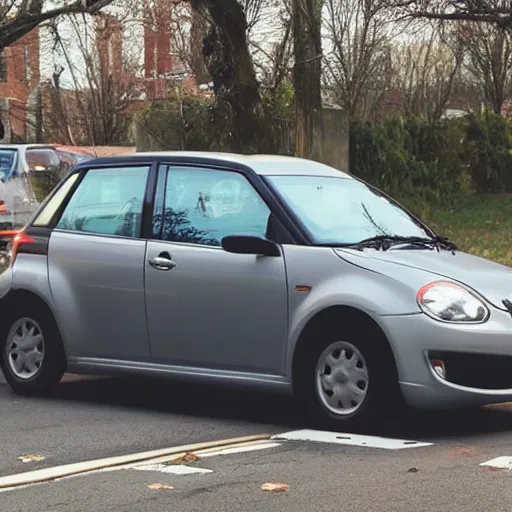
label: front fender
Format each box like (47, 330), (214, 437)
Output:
(282, 245), (424, 377)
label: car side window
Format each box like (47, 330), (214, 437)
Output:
(152, 166), (271, 246)
(56, 166), (149, 237)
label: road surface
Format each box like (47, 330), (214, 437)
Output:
(2, 373), (512, 511)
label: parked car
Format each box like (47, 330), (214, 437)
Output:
(0, 144), (94, 229)
(1, 152), (512, 428)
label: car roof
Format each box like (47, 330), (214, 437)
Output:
(78, 151), (353, 179)
(0, 144), (52, 150)
(52, 145), (95, 156)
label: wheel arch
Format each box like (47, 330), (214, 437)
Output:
(0, 287), (68, 393)
(0, 289), (66, 359)
(1, 288), (55, 316)
(291, 305), (399, 392)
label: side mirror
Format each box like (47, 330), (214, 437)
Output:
(221, 235), (281, 257)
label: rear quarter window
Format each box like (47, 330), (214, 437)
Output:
(32, 173), (80, 227)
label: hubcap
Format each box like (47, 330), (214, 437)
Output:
(315, 341), (369, 416)
(5, 317), (45, 380)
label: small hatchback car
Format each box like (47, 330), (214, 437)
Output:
(2, 152), (512, 427)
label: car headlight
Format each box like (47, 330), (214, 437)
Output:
(417, 281), (489, 323)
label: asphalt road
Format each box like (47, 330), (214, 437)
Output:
(3, 373), (512, 511)
(0, 373), (301, 476)
(4, 441), (512, 512)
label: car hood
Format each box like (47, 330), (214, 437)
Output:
(334, 248), (512, 312)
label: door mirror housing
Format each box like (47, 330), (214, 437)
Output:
(221, 235), (281, 257)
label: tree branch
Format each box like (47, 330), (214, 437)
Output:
(0, 0), (113, 51)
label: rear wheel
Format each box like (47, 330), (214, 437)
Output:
(0, 300), (66, 395)
(295, 320), (403, 430)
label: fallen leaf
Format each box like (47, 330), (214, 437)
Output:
(484, 467), (501, 472)
(261, 482), (289, 492)
(168, 452), (201, 465)
(147, 483), (175, 490)
(18, 454), (45, 463)
(407, 467), (418, 473)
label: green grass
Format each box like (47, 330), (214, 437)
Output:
(424, 194), (512, 267)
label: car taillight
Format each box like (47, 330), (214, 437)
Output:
(0, 200), (9, 215)
(0, 230), (34, 265)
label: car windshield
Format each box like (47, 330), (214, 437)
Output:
(0, 148), (18, 182)
(266, 175), (430, 245)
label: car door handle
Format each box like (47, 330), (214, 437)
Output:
(149, 253), (176, 271)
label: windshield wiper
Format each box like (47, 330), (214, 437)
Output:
(331, 234), (457, 253)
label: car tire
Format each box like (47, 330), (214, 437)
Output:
(0, 299), (66, 396)
(295, 319), (403, 431)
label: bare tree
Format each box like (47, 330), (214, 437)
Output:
(292, 0), (323, 159)
(323, 0), (398, 121)
(44, 12), (142, 146)
(188, 0), (263, 151)
(0, 0), (113, 52)
(389, 0), (512, 32)
(449, 67), (482, 111)
(167, 1), (193, 75)
(461, 22), (512, 113)
(241, 0), (269, 33)
(250, 0), (293, 93)
(391, 24), (465, 121)
(165, 0), (285, 87)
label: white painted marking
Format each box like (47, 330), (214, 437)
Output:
(0, 438), (278, 491)
(0, 434), (270, 490)
(200, 442), (281, 458)
(272, 429), (433, 450)
(480, 456), (512, 470)
(133, 464), (213, 475)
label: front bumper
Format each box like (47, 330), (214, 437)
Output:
(379, 309), (512, 409)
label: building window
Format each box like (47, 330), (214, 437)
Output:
(0, 53), (7, 82)
(24, 47), (32, 82)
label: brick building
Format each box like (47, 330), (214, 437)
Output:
(2, 1), (208, 144)
(95, 14), (124, 78)
(0, 30), (41, 143)
(141, 0), (194, 100)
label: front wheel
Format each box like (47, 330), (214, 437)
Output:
(0, 302), (66, 395)
(315, 340), (370, 418)
(296, 324), (403, 430)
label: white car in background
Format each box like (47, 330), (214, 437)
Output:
(0, 144), (94, 229)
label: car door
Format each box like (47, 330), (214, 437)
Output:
(47, 165), (152, 360)
(145, 164), (289, 376)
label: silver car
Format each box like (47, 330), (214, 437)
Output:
(1, 152), (512, 428)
